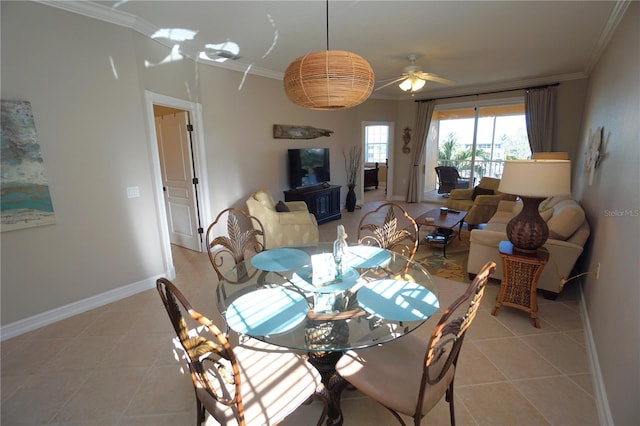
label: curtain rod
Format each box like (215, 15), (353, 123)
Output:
(415, 82), (559, 103)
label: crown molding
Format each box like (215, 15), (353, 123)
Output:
(584, 0), (632, 75)
(371, 72), (588, 102)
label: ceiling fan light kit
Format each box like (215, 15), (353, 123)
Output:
(399, 76), (426, 92)
(375, 54), (454, 94)
(283, 50), (374, 110)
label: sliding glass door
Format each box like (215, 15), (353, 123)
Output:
(425, 100), (531, 195)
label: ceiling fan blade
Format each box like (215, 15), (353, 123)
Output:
(417, 72), (455, 85)
(374, 77), (407, 91)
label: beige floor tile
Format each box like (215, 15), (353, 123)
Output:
(2, 338), (71, 376)
(567, 373), (595, 397)
(80, 310), (144, 337)
(537, 302), (583, 331)
(457, 382), (550, 425)
(118, 412), (193, 425)
(98, 333), (175, 369)
(513, 376), (599, 425)
(520, 332), (590, 374)
(564, 329), (587, 347)
(464, 310), (514, 340)
(456, 342), (507, 385)
(44, 335), (122, 372)
(124, 365), (195, 417)
(1, 371), (88, 425)
(491, 305), (560, 335)
(51, 367), (149, 424)
(1, 375), (25, 401)
(473, 337), (561, 380)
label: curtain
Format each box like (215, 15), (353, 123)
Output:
(525, 86), (557, 153)
(406, 101), (435, 202)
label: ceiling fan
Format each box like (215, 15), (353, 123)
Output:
(376, 54), (455, 93)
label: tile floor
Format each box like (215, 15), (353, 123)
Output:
(1, 197), (598, 425)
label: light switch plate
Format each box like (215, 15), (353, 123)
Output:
(127, 186), (140, 198)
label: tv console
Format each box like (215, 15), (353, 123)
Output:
(284, 184), (341, 224)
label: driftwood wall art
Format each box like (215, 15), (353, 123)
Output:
(273, 124), (333, 139)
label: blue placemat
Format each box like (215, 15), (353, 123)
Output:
(344, 245), (391, 269)
(250, 248), (310, 272)
(225, 287), (308, 336)
(357, 279), (439, 321)
(291, 265), (361, 293)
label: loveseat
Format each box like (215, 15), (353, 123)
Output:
(446, 177), (517, 227)
(246, 190), (319, 249)
(467, 196), (590, 297)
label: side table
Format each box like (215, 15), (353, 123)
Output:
(491, 241), (549, 328)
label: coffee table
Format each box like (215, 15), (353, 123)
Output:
(414, 208), (466, 257)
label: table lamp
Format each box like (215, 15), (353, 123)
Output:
(498, 160), (571, 256)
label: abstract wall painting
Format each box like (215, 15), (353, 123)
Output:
(1, 100), (56, 232)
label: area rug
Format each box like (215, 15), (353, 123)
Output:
(414, 228), (471, 283)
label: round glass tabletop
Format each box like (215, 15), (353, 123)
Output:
(216, 244), (439, 352)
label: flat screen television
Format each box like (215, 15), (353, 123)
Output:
(288, 148), (330, 189)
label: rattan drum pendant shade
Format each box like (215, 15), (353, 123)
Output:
(284, 50), (374, 110)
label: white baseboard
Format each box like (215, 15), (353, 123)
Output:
(579, 284), (613, 425)
(0, 267), (175, 341)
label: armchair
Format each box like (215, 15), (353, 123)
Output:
(435, 166), (471, 195)
(445, 177), (516, 227)
(246, 190), (319, 249)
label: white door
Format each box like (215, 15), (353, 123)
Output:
(155, 111), (202, 251)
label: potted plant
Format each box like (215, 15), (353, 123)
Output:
(343, 145), (362, 212)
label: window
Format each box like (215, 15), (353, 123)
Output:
(364, 124), (389, 163)
(433, 102), (530, 180)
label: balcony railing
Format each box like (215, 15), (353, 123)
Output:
(437, 159), (505, 180)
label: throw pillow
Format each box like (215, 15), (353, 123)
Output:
(275, 200), (290, 212)
(472, 186), (494, 201)
(547, 200), (585, 240)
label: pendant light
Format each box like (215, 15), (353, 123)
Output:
(283, 0), (374, 110)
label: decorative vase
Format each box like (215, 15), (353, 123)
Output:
(346, 185), (356, 212)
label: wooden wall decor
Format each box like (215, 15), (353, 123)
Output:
(402, 127), (411, 154)
(273, 124), (333, 139)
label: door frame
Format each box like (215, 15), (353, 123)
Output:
(144, 91), (211, 277)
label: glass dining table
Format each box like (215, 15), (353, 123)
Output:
(215, 243), (440, 425)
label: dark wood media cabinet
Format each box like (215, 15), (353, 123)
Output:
(284, 184), (341, 224)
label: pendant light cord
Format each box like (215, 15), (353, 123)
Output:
(326, 0), (329, 50)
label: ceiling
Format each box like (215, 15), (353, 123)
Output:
(48, 1), (628, 101)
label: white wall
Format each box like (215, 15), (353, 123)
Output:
(1, 2), (165, 324)
(573, 3), (640, 425)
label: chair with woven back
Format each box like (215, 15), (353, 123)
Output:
(435, 166), (471, 195)
(335, 261), (497, 426)
(205, 207), (265, 282)
(156, 277), (328, 426)
(357, 202), (420, 261)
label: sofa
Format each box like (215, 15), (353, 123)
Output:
(446, 177), (517, 227)
(246, 190), (319, 249)
(467, 195), (590, 297)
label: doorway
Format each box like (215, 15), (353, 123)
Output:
(424, 98), (530, 200)
(362, 121), (393, 203)
(145, 91), (211, 277)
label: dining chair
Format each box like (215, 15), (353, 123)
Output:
(357, 202), (419, 261)
(335, 261), (496, 426)
(205, 207), (265, 281)
(156, 278), (328, 426)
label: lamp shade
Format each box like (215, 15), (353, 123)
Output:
(499, 160), (571, 197)
(283, 50), (375, 110)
